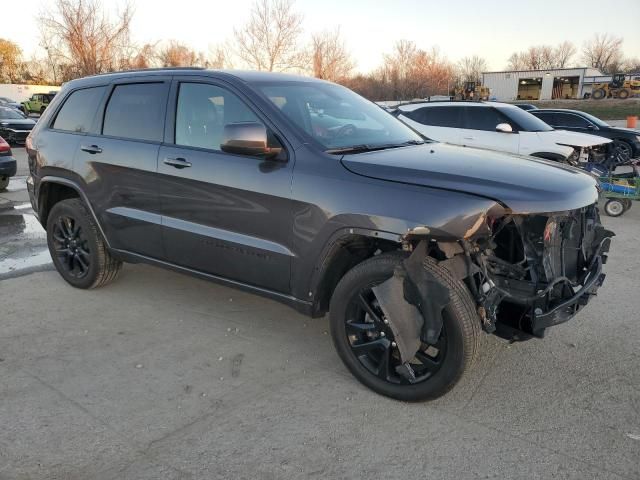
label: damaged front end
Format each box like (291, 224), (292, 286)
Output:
(461, 204), (614, 339)
(393, 203), (614, 345)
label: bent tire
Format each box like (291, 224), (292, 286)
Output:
(46, 198), (122, 289)
(329, 253), (480, 402)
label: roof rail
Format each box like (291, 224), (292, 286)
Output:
(394, 99), (486, 107)
(88, 67), (207, 78)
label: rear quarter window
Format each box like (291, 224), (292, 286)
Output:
(52, 87), (106, 133)
(102, 83), (168, 142)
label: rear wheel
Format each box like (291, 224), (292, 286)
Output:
(329, 253), (480, 401)
(39, 106), (46, 114)
(592, 88), (606, 100)
(0, 176), (9, 191)
(604, 198), (625, 217)
(46, 198), (122, 289)
(617, 89), (630, 99)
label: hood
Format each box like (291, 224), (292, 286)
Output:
(607, 126), (639, 135)
(0, 118), (35, 127)
(542, 129), (612, 147)
(340, 143), (598, 214)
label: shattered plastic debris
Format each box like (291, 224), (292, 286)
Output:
(626, 433), (640, 441)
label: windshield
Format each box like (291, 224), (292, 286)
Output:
(498, 105), (554, 132)
(256, 81), (424, 151)
(0, 107), (26, 119)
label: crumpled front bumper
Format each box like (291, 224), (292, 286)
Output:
(532, 252), (607, 330)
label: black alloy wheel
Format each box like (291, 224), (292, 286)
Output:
(51, 215), (91, 279)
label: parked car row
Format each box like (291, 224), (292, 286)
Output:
(392, 101), (614, 164)
(0, 135), (17, 191)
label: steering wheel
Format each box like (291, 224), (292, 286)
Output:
(335, 124), (356, 139)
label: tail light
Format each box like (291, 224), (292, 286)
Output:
(0, 137), (10, 153)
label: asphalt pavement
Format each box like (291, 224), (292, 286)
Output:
(1, 147), (639, 479)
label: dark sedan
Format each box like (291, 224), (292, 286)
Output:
(514, 103), (538, 111)
(0, 136), (17, 191)
(0, 106), (36, 145)
(0, 96), (24, 112)
(531, 109), (640, 159)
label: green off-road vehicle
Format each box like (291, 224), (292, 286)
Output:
(21, 92), (57, 115)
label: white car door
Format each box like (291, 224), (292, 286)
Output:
(459, 106), (520, 154)
(397, 105), (463, 145)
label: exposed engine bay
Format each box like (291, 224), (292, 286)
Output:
(386, 204), (614, 351)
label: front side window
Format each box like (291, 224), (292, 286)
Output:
(52, 87), (106, 133)
(256, 82), (423, 150)
(103, 83), (167, 142)
(175, 83), (262, 151)
(464, 107), (512, 131)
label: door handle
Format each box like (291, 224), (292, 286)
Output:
(80, 144), (102, 154)
(163, 157), (192, 169)
(463, 136), (475, 140)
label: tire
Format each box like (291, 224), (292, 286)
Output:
(622, 199), (632, 211)
(613, 140), (633, 161)
(617, 89), (630, 99)
(592, 88), (606, 100)
(46, 198), (122, 289)
(40, 106), (46, 114)
(329, 253), (480, 401)
(0, 176), (9, 191)
(604, 199), (625, 217)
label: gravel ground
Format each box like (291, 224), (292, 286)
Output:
(0, 147), (639, 479)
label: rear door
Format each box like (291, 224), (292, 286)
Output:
(74, 77), (170, 258)
(398, 106), (462, 145)
(156, 77), (294, 293)
(460, 106), (520, 154)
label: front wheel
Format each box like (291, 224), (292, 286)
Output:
(46, 198), (122, 289)
(592, 88), (606, 100)
(329, 253), (480, 401)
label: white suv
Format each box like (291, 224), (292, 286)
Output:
(394, 101), (612, 162)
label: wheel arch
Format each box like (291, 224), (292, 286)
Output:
(38, 176), (111, 248)
(530, 151), (568, 162)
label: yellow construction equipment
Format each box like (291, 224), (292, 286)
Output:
(450, 81), (490, 101)
(591, 74), (640, 100)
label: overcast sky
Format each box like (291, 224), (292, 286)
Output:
(3, 0), (640, 72)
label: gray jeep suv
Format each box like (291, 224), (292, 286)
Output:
(26, 68), (613, 401)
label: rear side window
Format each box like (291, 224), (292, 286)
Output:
(405, 106), (461, 127)
(554, 113), (590, 128)
(464, 107), (512, 131)
(52, 87), (106, 133)
(103, 83), (167, 142)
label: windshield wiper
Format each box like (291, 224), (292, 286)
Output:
(326, 139), (426, 154)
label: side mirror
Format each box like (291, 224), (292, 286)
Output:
(220, 122), (282, 159)
(495, 123), (513, 133)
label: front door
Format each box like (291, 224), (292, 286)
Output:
(460, 106), (520, 154)
(157, 79), (294, 293)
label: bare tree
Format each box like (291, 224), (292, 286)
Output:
(39, 0), (133, 79)
(554, 41), (576, 68)
(234, 0), (305, 71)
(158, 41), (199, 67)
(0, 38), (23, 82)
(311, 28), (354, 81)
(506, 52), (527, 70)
(457, 55), (487, 84)
(582, 33), (624, 74)
(207, 44), (232, 69)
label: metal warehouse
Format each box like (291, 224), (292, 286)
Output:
(481, 67), (605, 101)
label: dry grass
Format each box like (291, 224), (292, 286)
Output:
(512, 98), (640, 120)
